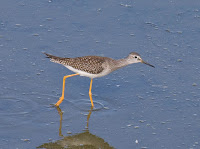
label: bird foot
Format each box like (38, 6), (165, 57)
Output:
(55, 97), (64, 107)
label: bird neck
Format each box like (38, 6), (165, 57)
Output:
(112, 58), (130, 70)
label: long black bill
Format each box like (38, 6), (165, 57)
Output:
(142, 60), (155, 68)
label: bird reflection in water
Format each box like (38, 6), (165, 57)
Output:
(37, 106), (114, 149)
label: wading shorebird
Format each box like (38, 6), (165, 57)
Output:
(44, 52), (154, 107)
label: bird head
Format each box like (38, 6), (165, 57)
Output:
(127, 52), (155, 68)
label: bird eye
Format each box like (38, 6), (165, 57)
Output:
(135, 56), (137, 58)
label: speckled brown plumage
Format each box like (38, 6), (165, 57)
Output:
(44, 53), (107, 74)
(44, 52), (154, 78)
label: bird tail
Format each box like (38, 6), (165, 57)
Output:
(43, 52), (67, 65)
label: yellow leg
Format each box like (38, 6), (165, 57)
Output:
(89, 79), (94, 107)
(55, 73), (79, 107)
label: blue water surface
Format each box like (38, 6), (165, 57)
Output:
(0, 0), (200, 148)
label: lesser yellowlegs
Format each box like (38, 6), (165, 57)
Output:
(44, 52), (154, 107)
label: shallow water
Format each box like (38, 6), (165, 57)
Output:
(1, 0), (200, 148)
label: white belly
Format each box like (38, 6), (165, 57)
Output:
(65, 66), (111, 79)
